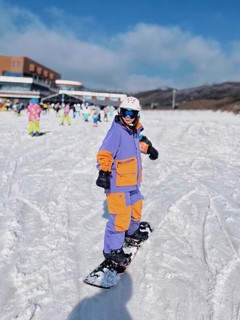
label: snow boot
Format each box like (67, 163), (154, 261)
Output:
(103, 248), (132, 266)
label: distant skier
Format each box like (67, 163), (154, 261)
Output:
(103, 106), (109, 121)
(74, 103), (81, 118)
(92, 106), (100, 127)
(53, 102), (61, 117)
(61, 103), (71, 125)
(27, 98), (42, 136)
(109, 105), (115, 118)
(96, 96), (159, 266)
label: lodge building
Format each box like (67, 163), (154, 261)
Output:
(0, 55), (126, 106)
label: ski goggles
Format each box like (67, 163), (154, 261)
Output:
(119, 108), (139, 119)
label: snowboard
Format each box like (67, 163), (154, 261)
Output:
(31, 131), (50, 137)
(83, 222), (153, 289)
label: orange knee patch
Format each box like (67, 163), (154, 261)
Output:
(107, 193), (131, 231)
(132, 199), (143, 222)
(115, 212), (131, 232)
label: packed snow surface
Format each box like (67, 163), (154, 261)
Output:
(0, 109), (240, 320)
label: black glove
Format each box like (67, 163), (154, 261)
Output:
(139, 135), (152, 145)
(96, 170), (111, 189)
(147, 145), (158, 160)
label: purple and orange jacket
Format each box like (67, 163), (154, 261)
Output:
(97, 116), (150, 193)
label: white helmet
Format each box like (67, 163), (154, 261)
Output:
(119, 96), (141, 111)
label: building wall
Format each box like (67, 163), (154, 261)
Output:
(0, 56), (24, 75)
(0, 56), (61, 84)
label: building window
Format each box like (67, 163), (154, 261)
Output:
(37, 67), (42, 75)
(29, 64), (35, 72)
(3, 71), (23, 77)
(11, 61), (21, 67)
(110, 97), (119, 101)
(0, 82), (31, 91)
(43, 70), (49, 77)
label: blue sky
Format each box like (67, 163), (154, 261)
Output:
(1, 0), (240, 92)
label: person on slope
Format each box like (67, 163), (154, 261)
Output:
(96, 96), (159, 266)
(61, 103), (71, 125)
(27, 98), (42, 136)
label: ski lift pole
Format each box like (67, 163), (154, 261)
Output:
(172, 89), (176, 109)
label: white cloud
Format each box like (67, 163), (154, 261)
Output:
(120, 74), (174, 93)
(0, 0), (240, 92)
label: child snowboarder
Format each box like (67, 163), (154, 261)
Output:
(96, 96), (158, 266)
(27, 98), (42, 136)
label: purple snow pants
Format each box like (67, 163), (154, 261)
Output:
(104, 188), (143, 253)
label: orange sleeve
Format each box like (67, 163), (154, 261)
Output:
(97, 150), (114, 172)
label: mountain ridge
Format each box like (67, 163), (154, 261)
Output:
(133, 81), (240, 113)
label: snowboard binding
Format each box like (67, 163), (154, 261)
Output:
(125, 221), (153, 246)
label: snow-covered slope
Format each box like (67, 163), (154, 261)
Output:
(0, 109), (240, 320)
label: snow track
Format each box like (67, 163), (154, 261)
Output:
(0, 110), (240, 320)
